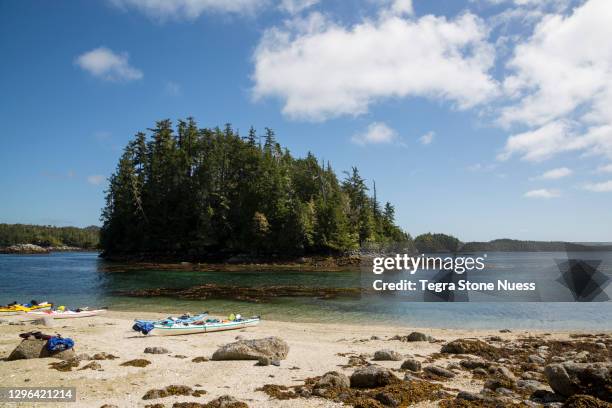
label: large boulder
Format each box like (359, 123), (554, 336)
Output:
(350, 366), (399, 388)
(211, 337), (289, 361)
(373, 349), (402, 361)
(544, 362), (612, 401)
(7, 339), (75, 361)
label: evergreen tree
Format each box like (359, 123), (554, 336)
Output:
(100, 118), (410, 258)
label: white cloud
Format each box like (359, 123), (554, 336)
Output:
(524, 188), (560, 198)
(352, 122), (398, 145)
(279, 0), (319, 14)
(497, 0), (612, 161)
(75, 47), (143, 82)
(109, 0), (267, 20)
(252, 9), (498, 120)
(87, 175), (106, 185)
(584, 180), (612, 192)
(418, 131), (435, 145)
(535, 167), (573, 180)
(597, 163), (612, 173)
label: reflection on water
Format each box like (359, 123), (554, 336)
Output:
(1, 251), (610, 330)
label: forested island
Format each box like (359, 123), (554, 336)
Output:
(0, 223), (99, 252)
(3, 119), (609, 260)
(100, 119), (410, 261)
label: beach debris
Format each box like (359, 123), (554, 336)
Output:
(192, 356), (209, 363)
(49, 357), (80, 372)
(79, 361), (102, 371)
(562, 394), (612, 408)
(441, 339), (500, 360)
(544, 362), (612, 401)
(350, 366), (400, 388)
(211, 336), (289, 361)
(143, 385), (203, 400)
(121, 358), (151, 367)
(144, 404), (165, 408)
(203, 395), (249, 407)
(372, 349), (403, 361)
(91, 352), (118, 360)
(259, 371), (446, 407)
(7, 338), (76, 361)
(401, 358), (422, 372)
(144, 346), (169, 354)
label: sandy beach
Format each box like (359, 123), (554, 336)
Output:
(0, 311), (610, 408)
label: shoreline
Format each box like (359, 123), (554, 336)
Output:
(1, 311), (610, 407)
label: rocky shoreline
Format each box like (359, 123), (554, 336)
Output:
(0, 312), (610, 407)
(0, 243), (98, 254)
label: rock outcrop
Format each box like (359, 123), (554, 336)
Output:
(212, 337), (289, 361)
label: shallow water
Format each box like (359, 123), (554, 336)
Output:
(1, 251), (610, 330)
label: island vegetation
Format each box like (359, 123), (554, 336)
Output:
(100, 118), (410, 261)
(0, 223), (99, 249)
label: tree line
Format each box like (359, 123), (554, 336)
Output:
(100, 118), (410, 259)
(0, 224), (99, 248)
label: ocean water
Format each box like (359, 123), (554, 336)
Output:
(1, 251), (610, 330)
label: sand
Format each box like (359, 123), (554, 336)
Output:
(0, 311), (602, 408)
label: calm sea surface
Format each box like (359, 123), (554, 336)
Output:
(1, 251), (610, 330)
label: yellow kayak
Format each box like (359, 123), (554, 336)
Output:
(0, 302), (53, 315)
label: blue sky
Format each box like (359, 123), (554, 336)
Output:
(1, 0), (611, 242)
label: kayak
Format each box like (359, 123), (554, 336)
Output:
(0, 302), (52, 315)
(148, 316), (260, 336)
(27, 309), (107, 319)
(134, 312), (208, 325)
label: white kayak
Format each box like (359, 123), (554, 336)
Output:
(27, 309), (107, 319)
(150, 317), (260, 336)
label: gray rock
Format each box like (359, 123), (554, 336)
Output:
(424, 365), (456, 378)
(144, 347), (169, 355)
(529, 354), (546, 364)
(490, 365), (516, 382)
(521, 371), (540, 380)
(406, 331), (432, 342)
(516, 379), (544, 393)
(595, 343), (607, 349)
(316, 371), (350, 389)
(375, 391), (399, 407)
(373, 349), (402, 361)
(350, 366), (399, 388)
(460, 358), (490, 369)
(473, 368), (488, 376)
(7, 339), (75, 361)
(456, 391), (486, 402)
(211, 336), (289, 361)
(370, 335), (381, 340)
(530, 389), (565, 404)
(544, 362), (612, 400)
(270, 359), (281, 366)
(400, 358), (421, 372)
